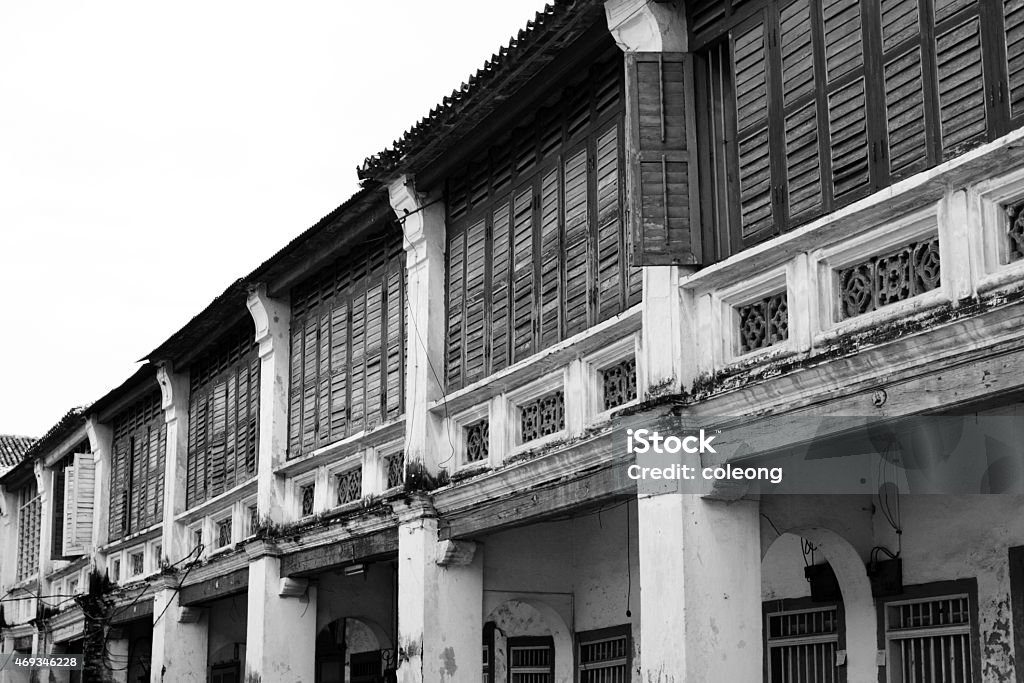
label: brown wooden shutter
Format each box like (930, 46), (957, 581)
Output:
(329, 302), (349, 437)
(446, 229), (465, 388)
(539, 166), (562, 346)
(563, 145), (591, 336)
(349, 286), (367, 432)
(365, 279), (384, 429)
(316, 310), (331, 446)
(511, 185), (536, 363)
(880, 0), (932, 181)
(595, 124), (626, 321)
(779, 0), (825, 222)
(463, 218), (488, 384)
(935, 10), (988, 157)
(1005, 0), (1024, 121)
(732, 15), (775, 246)
(490, 202), (513, 372)
(287, 325), (303, 457)
(626, 52), (702, 266)
(385, 259), (404, 420)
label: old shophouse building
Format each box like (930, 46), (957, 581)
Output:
(5, 0), (1024, 681)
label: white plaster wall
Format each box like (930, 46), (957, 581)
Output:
(761, 533), (812, 601)
(481, 500), (641, 683)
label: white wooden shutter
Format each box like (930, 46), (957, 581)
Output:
(62, 453), (95, 556)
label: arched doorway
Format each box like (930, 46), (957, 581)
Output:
(761, 527), (877, 683)
(316, 617), (393, 683)
(483, 599), (573, 683)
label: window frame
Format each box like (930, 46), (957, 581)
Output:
(576, 624), (632, 683)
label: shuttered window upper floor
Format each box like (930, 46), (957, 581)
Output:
(443, 47), (641, 393)
(185, 325), (259, 508)
(287, 227), (406, 460)
(685, 0), (1024, 260)
(109, 390), (165, 540)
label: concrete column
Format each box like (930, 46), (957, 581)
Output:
(107, 632), (130, 683)
(243, 543), (317, 683)
(637, 493), (762, 683)
(396, 497), (483, 683)
(150, 578), (208, 683)
(606, 0), (691, 396)
(85, 418), (113, 573)
(388, 178), (447, 477)
(33, 462), (53, 582)
(156, 364), (190, 564)
(246, 285), (291, 523)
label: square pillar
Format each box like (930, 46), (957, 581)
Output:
(637, 493), (762, 682)
(246, 286), (291, 523)
(396, 499), (483, 683)
(150, 581), (209, 683)
(156, 365), (191, 564)
(388, 178), (448, 478)
(244, 545), (317, 683)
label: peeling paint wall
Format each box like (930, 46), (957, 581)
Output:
(761, 494), (1024, 683)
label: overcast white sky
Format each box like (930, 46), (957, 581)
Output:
(0, 1), (545, 437)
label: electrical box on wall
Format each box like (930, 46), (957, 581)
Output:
(867, 558), (903, 597)
(805, 563), (842, 602)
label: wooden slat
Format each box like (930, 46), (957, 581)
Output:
(936, 16), (988, 156)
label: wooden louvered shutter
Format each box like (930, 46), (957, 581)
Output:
(316, 309), (331, 446)
(329, 302), (349, 438)
(385, 258), (404, 419)
(490, 201), (513, 372)
(820, 0), (873, 204)
(563, 145), (591, 337)
(732, 14), (776, 246)
(539, 165), (562, 346)
(595, 123), (626, 321)
(779, 0), (825, 223)
(300, 318), (319, 450)
(1004, 0), (1024, 124)
(626, 52), (702, 265)
(365, 277), (385, 428)
(933, 0), (990, 157)
(62, 453), (94, 556)
(511, 185), (536, 363)
(446, 228), (465, 388)
(350, 284), (367, 432)
(287, 324), (303, 457)
(463, 219), (488, 384)
(878, 0), (933, 180)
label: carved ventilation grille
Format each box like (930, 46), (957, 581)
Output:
(602, 357), (638, 410)
(838, 237), (941, 319)
(520, 391), (565, 443)
(464, 419), (490, 463)
(217, 518), (232, 548)
(300, 483), (315, 516)
(336, 468), (362, 505)
(385, 452), (404, 489)
(738, 292), (789, 353)
(1007, 202), (1024, 263)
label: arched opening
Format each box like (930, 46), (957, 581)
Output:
(315, 616), (393, 683)
(762, 527), (877, 683)
(483, 599), (573, 683)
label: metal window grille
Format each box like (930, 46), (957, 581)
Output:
(738, 292), (789, 353)
(217, 517), (233, 548)
(336, 467), (362, 505)
(300, 483), (316, 516)
(482, 645), (490, 683)
(885, 595), (973, 683)
(579, 630), (630, 683)
(465, 419), (490, 463)
(520, 391), (565, 443)
(837, 237), (941, 319)
(508, 639), (554, 683)
(602, 357), (638, 410)
(16, 490), (41, 582)
(385, 451), (404, 489)
(1005, 202), (1024, 263)
(766, 605), (840, 683)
